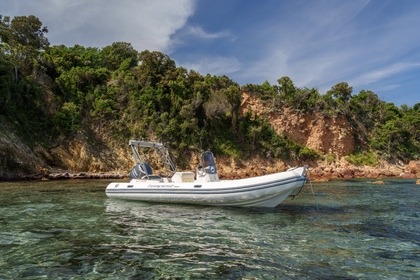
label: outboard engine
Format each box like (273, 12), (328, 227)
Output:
(129, 163), (153, 179)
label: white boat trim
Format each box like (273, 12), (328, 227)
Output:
(106, 140), (308, 208)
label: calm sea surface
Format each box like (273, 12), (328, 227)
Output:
(0, 179), (418, 279)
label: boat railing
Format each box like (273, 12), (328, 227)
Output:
(129, 140), (176, 176)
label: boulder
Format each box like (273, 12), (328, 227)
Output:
(407, 160), (420, 175)
(399, 172), (417, 179)
(340, 168), (355, 179)
(370, 180), (384, 185)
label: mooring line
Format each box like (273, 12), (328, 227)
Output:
(307, 168), (319, 211)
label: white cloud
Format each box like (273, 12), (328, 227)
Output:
(2, 0), (419, 104)
(353, 62), (420, 86)
(183, 26), (233, 40)
(231, 1), (371, 87)
(181, 56), (241, 76)
(1, 0), (195, 51)
(235, 0), (420, 97)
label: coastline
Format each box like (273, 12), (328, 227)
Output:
(0, 172), (127, 181)
(1, 160), (419, 184)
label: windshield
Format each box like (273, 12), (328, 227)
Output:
(200, 151), (217, 174)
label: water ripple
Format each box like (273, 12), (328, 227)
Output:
(0, 179), (419, 279)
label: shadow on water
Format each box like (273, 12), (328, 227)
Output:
(344, 218), (420, 247)
(276, 204), (347, 215)
(278, 201), (420, 248)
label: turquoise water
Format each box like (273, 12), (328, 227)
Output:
(0, 179), (419, 279)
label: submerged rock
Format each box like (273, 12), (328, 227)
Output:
(370, 180), (385, 185)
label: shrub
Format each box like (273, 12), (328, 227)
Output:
(298, 146), (320, 161)
(346, 152), (378, 166)
(324, 152), (336, 163)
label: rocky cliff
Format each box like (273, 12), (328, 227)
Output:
(239, 92), (419, 180)
(0, 119), (131, 180)
(0, 94), (419, 181)
(241, 92), (356, 157)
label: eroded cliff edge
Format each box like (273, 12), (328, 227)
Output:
(0, 93), (419, 181)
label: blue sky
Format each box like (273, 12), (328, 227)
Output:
(1, 0), (419, 106)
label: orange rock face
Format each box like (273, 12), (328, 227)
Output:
(240, 92), (356, 157)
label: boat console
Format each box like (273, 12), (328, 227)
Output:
(196, 151), (219, 182)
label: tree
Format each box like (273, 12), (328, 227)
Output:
(321, 82), (353, 115)
(0, 15), (49, 80)
(326, 82), (352, 103)
(223, 85), (241, 129)
(370, 104), (419, 161)
(204, 90), (230, 119)
(277, 76), (296, 100)
(101, 42), (138, 71)
(0, 50), (14, 112)
(350, 90), (384, 129)
(136, 50), (176, 86)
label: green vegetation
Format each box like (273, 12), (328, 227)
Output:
(1, 15), (419, 168)
(244, 78), (419, 162)
(346, 152), (379, 166)
(324, 152), (336, 164)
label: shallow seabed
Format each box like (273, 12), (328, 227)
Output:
(0, 179), (419, 279)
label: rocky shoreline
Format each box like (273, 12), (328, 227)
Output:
(0, 171), (127, 181)
(2, 160), (419, 184)
(217, 158), (419, 181)
(307, 162), (420, 182)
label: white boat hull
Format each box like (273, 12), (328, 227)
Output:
(106, 167), (307, 208)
